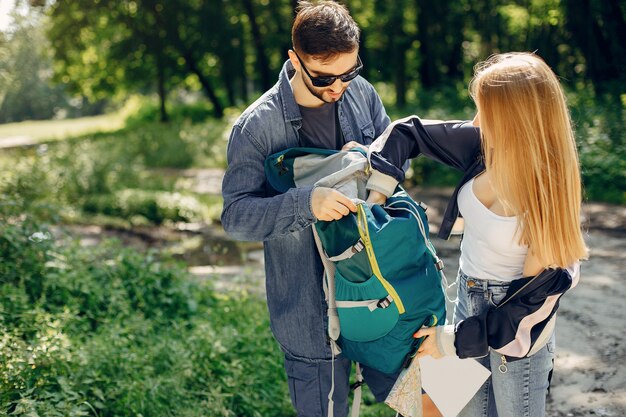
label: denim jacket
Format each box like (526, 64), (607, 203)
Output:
(221, 60), (390, 361)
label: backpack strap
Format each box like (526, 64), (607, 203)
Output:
(312, 226), (341, 347)
(351, 363), (364, 417)
(311, 226), (342, 417)
(313, 226), (366, 417)
(356, 203), (406, 314)
(326, 239), (364, 262)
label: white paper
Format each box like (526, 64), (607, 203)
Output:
(419, 355), (491, 417)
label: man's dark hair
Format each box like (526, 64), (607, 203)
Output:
(292, 1), (360, 62)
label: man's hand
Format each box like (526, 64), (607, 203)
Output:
(413, 327), (444, 359)
(311, 187), (358, 221)
(366, 190), (387, 205)
(341, 141), (368, 152)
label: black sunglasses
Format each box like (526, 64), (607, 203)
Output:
(295, 52), (363, 87)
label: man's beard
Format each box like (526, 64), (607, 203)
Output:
(303, 73), (344, 103)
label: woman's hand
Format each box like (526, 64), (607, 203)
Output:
(366, 190), (387, 204)
(342, 141), (368, 152)
(413, 327), (444, 359)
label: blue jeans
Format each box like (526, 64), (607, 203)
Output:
(454, 270), (555, 417)
(284, 354), (399, 417)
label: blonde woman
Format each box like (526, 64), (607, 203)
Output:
(364, 53), (588, 416)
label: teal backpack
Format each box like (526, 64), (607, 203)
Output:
(265, 147), (447, 375)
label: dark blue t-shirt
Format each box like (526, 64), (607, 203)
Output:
(298, 102), (343, 150)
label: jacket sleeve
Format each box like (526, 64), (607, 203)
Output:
(220, 124), (318, 242)
(366, 116), (481, 195)
(453, 266), (579, 359)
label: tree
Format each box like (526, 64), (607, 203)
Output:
(47, 0), (230, 119)
(563, 0), (626, 90)
(0, 11), (71, 123)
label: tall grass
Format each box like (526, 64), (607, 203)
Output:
(0, 197), (294, 416)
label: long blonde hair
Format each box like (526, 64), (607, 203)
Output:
(470, 52), (588, 268)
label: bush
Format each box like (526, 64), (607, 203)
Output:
(83, 189), (209, 225)
(125, 99), (216, 126)
(0, 114), (232, 225)
(0, 200), (297, 416)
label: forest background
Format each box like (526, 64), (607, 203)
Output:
(1, 0), (624, 416)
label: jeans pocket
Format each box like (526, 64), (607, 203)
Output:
(488, 285), (509, 308)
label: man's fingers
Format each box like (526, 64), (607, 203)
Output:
(329, 208), (344, 220)
(319, 207), (348, 221)
(333, 191), (357, 212)
(311, 187), (359, 221)
(331, 200), (351, 216)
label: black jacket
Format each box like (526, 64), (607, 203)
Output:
(368, 116), (483, 239)
(454, 267), (575, 359)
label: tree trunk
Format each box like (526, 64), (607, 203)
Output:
(445, 5), (464, 81)
(599, 0), (626, 81)
(564, 0), (619, 87)
(149, 3), (224, 117)
(390, 3), (407, 107)
(156, 52), (168, 122)
(416, 0), (438, 88)
(291, 0), (299, 19)
(182, 50), (224, 118)
(268, 0), (291, 59)
(242, 0), (272, 91)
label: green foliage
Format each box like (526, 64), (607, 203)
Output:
(0, 114), (231, 225)
(0, 10), (106, 123)
(0, 202), (294, 416)
(125, 99), (216, 126)
(83, 189), (209, 225)
(3, 0), (622, 123)
(569, 88), (626, 204)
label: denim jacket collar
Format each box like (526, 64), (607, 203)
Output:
(278, 60), (345, 124)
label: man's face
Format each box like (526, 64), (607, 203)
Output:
(296, 50), (360, 103)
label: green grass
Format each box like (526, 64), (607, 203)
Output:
(0, 107), (232, 226)
(0, 202), (295, 416)
(0, 113), (126, 143)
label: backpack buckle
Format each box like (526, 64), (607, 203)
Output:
(435, 257), (444, 271)
(377, 295), (393, 309)
(350, 380), (365, 390)
(352, 240), (364, 253)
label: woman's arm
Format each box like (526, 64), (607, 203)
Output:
(366, 117), (481, 196)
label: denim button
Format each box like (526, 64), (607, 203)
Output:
(467, 279), (477, 288)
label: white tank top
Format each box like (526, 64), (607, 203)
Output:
(457, 177), (528, 281)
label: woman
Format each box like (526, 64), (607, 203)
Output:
(364, 52), (588, 416)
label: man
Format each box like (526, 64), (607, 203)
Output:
(221, 2), (438, 416)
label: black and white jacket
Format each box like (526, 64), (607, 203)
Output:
(365, 115), (580, 359)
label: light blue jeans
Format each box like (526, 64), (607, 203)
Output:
(454, 270), (555, 417)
